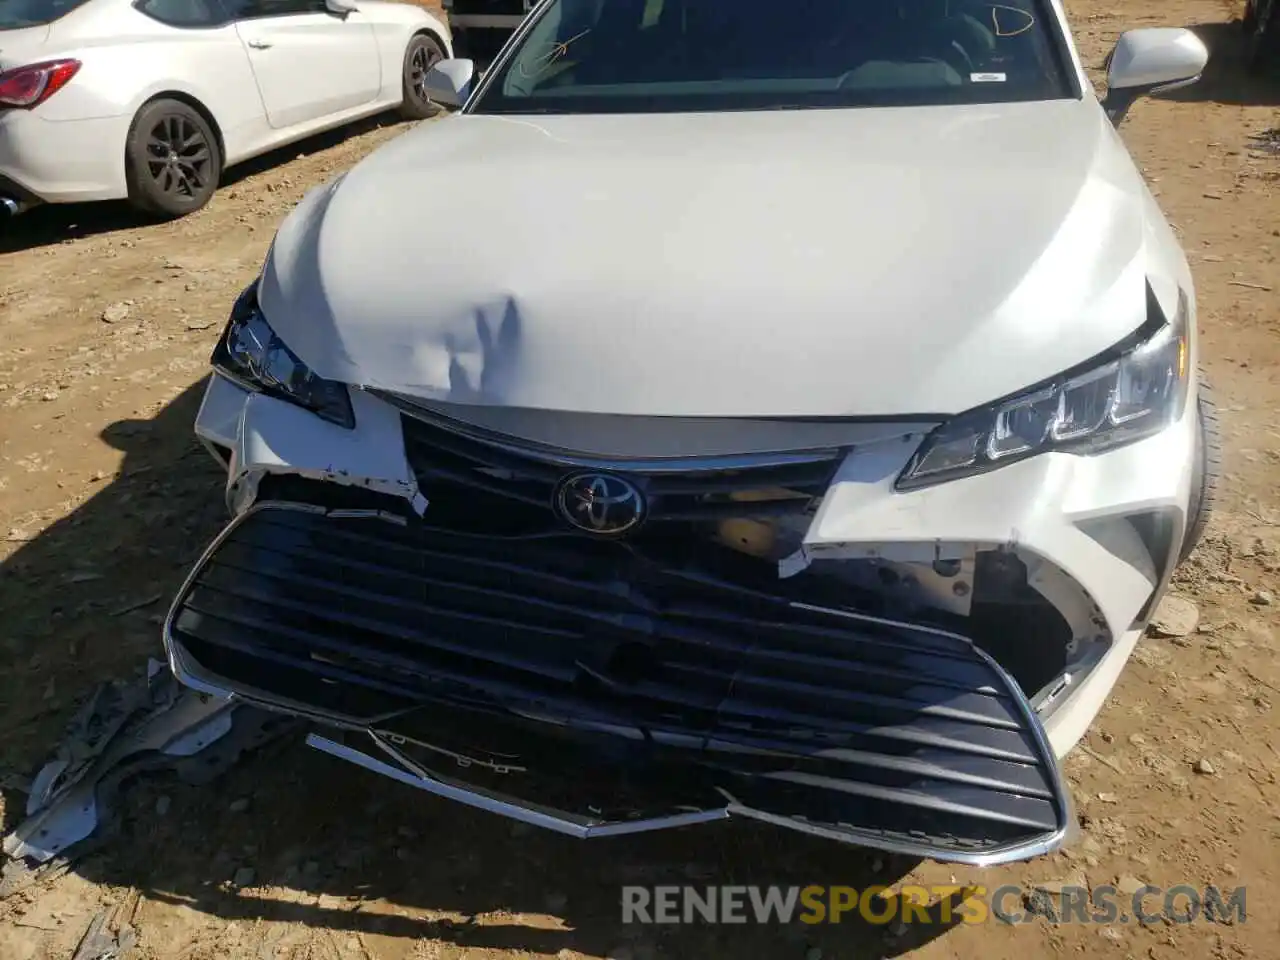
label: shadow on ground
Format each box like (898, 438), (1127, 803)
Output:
(0, 380), (227, 816)
(0, 382), (969, 958)
(0, 113), (405, 255)
(1162, 20), (1280, 107)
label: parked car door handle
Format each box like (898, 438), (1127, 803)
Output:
(247, 39), (273, 49)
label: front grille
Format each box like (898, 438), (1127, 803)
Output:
(399, 412), (842, 532)
(167, 503), (1068, 861)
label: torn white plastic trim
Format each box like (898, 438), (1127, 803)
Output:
(204, 377), (430, 517)
(228, 464), (428, 517)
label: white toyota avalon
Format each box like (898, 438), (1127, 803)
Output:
(166, 0), (1217, 864)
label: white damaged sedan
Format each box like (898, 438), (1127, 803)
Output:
(168, 0), (1216, 864)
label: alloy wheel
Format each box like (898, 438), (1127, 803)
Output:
(408, 42), (444, 105)
(145, 115), (213, 200)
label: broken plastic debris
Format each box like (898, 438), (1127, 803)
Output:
(1, 662), (297, 898)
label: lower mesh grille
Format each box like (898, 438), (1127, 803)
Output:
(166, 502), (1069, 861)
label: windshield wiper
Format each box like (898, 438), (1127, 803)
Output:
(482, 107), (565, 115)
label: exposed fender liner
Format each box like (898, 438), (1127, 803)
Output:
(779, 542), (979, 617)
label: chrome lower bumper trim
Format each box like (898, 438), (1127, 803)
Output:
(305, 729), (1072, 866)
(308, 733), (731, 839)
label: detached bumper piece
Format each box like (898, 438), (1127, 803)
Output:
(164, 502), (1070, 864)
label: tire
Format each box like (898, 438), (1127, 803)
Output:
(1246, 0), (1280, 73)
(1179, 377), (1222, 564)
(399, 33), (447, 121)
(125, 99), (221, 219)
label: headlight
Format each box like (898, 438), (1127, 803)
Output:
(898, 286), (1190, 490)
(211, 283), (355, 429)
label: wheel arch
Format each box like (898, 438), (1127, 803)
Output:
(410, 26), (453, 60)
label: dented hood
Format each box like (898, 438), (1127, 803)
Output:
(259, 99), (1162, 418)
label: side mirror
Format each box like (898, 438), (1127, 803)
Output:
(325, 0), (357, 13)
(1103, 27), (1208, 126)
(423, 58), (476, 110)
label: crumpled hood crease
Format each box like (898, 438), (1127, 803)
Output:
(258, 100), (1163, 419)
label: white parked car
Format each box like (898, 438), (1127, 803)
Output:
(0, 0), (450, 218)
(168, 0), (1216, 864)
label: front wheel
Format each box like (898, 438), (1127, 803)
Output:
(1246, 0), (1280, 73)
(399, 34), (447, 121)
(1179, 379), (1222, 565)
(125, 99), (221, 219)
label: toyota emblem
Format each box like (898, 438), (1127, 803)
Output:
(554, 472), (646, 536)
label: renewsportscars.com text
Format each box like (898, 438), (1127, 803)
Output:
(621, 884), (1247, 926)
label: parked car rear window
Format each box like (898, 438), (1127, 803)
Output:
(472, 0), (1077, 114)
(135, 0), (222, 27)
(1, 0), (94, 28)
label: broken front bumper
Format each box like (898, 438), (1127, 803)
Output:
(165, 501), (1071, 865)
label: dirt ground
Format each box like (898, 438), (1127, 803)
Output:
(1, 0), (1278, 957)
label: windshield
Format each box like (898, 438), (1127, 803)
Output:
(0, 0), (93, 28)
(471, 0), (1076, 115)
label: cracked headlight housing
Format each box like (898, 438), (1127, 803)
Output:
(212, 283), (355, 429)
(898, 287), (1190, 490)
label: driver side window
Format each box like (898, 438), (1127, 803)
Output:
(136, 0), (224, 27)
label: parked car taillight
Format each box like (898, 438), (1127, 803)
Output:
(0, 59), (82, 110)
